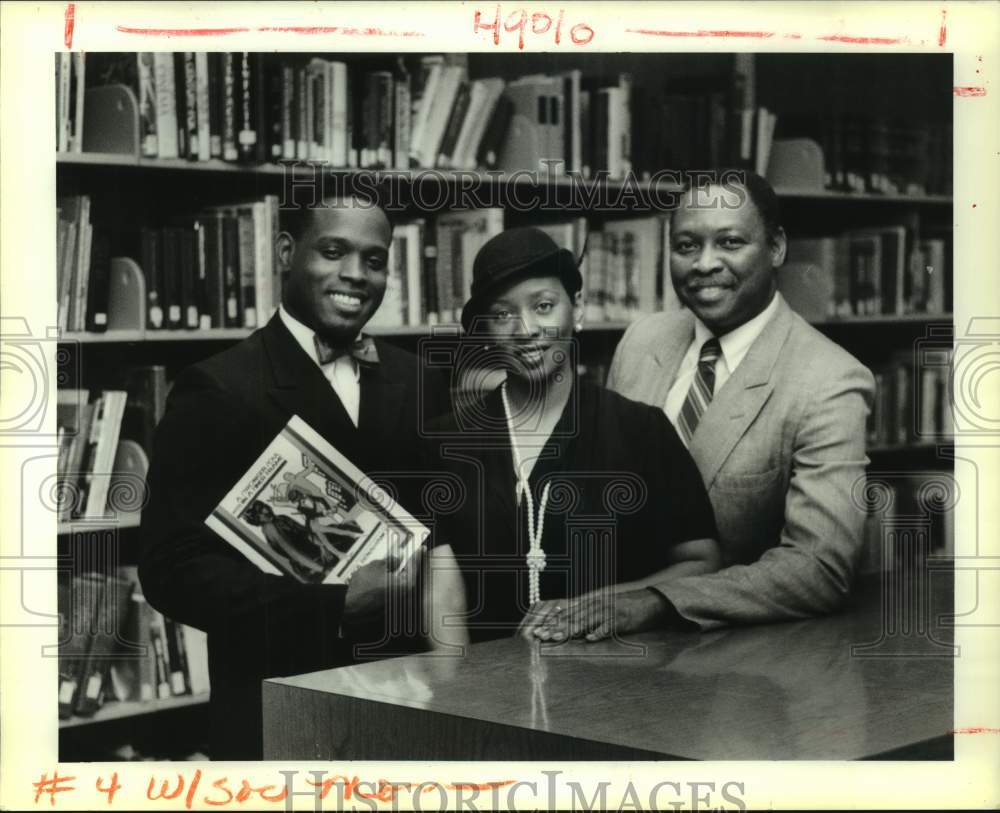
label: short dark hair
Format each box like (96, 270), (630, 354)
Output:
(279, 176), (393, 241)
(677, 169), (784, 244)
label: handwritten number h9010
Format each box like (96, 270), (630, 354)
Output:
(474, 5), (595, 49)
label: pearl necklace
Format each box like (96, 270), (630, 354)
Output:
(501, 382), (551, 607)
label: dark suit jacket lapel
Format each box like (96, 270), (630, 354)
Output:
(261, 315), (358, 449)
(357, 338), (405, 439)
(651, 311), (696, 407)
(688, 298), (793, 487)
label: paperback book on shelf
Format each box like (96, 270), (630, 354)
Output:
(206, 415), (428, 585)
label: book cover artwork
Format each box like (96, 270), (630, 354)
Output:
(206, 415), (427, 584)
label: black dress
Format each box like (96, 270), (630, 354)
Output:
(426, 380), (717, 643)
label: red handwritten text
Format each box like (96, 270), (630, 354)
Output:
(115, 25), (423, 38)
(33, 771), (76, 805)
(953, 86), (987, 96)
(95, 773), (121, 805)
(474, 5), (594, 49)
(32, 770), (515, 807)
(63, 3), (75, 48)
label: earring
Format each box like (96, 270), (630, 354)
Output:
(574, 322), (583, 333)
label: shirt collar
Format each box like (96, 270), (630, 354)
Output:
(278, 304), (326, 367)
(692, 292), (782, 372)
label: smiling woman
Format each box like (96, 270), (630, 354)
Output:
(420, 227), (721, 645)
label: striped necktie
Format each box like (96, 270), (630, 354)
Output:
(677, 337), (722, 445)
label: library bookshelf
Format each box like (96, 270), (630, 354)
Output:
(55, 50), (953, 760)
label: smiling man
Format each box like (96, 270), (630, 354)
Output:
(603, 170), (876, 632)
(139, 193), (451, 759)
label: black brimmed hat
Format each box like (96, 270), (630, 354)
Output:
(461, 227), (583, 333)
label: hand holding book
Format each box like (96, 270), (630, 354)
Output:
(205, 415), (429, 586)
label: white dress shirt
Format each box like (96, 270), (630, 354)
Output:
(279, 304), (361, 427)
(664, 293), (783, 429)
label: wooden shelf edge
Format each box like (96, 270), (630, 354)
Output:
(813, 313), (953, 326)
(59, 322), (639, 343)
(773, 187), (952, 204)
(869, 442), (954, 454)
(56, 156), (953, 204)
(60, 693), (209, 729)
(58, 314), (952, 345)
(59, 514), (141, 534)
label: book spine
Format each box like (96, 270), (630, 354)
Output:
(409, 58), (444, 167)
(58, 53), (71, 153)
(281, 65), (295, 159)
(152, 54), (178, 159)
(194, 52), (211, 161)
(222, 216), (242, 328)
(58, 221), (77, 333)
(393, 69), (411, 171)
(268, 58), (284, 161)
(73, 215), (93, 333)
(477, 94), (512, 171)
(423, 228), (438, 324)
(361, 72), (377, 167)
(207, 52), (223, 158)
(183, 52), (200, 160)
(296, 67), (308, 160)
(237, 52), (256, 162)
(347, 67), (360, 168)
(201, 216), (224, 328)
(137, 53), (159, 157)
(237, 211), (257, 328)
(252, 202), (271, 322)
(162, 227), (182, 329)
(149, 611), (172, 699)
(310, 66), (325, 162)
(376, 72), (394, 168)
(71, 52), (86, 153)
(222, 53), (238, 161)
(140, 227), (163, 329)
(164, 619), (189, 695)
(194, 221), (210, 329)
(85, 230), (111, 333)
(265, 195), (282, 316)
(173, 54), (188, 158)
(252, 53), (270, 163)
(331, 62), (349, 166)
(436, 81), (470, 168)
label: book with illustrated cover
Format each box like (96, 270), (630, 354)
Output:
(206, 415), (428, 585)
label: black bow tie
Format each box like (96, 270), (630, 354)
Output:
(313, 334), (380, 367)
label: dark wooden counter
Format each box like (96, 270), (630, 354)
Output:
(262, 570), (954, 760)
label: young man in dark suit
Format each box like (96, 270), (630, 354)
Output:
(139, 194), (451, 759)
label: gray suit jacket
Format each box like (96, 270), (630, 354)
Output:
(607, 296), (875, 630)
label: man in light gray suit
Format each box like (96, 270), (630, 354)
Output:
(527, 171), (875, 639)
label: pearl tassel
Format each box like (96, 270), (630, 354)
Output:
(502, 383), (551, 607)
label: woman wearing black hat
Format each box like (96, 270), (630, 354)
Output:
(423, 227), (720, 645)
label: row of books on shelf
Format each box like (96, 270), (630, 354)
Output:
(58, 52), (781, 179)
(56, 367), (169, 521)
(815, 114), (953, 197)
(867, 353), (953, 449)
(58, 567), (209, 721)
(781, 228), (951, 320)
(57, 196), (679, 333)
(58, 194), (281, 334)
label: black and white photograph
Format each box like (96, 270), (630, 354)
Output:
(1, 2), (997, 811)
